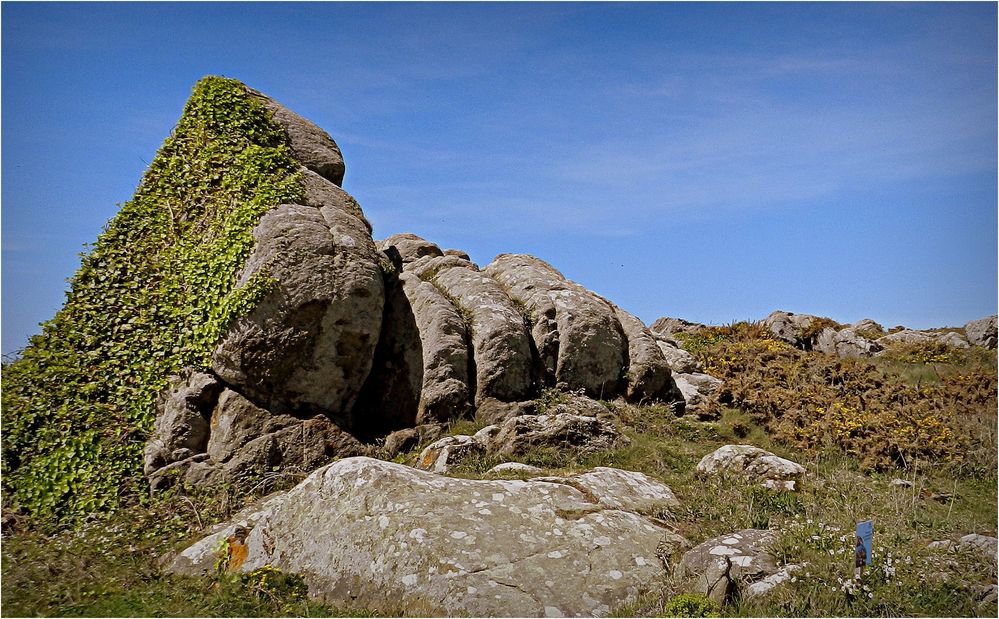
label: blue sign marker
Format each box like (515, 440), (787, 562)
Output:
(855, 520), (873, 567)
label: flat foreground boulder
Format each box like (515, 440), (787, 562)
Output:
(166, 457), (673, 617)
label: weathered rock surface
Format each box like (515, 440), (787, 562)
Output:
(300, 168), (370, 233)
(417, 434), (485, 474)
(675, 529), (779, 604)
(697, 445), (805, 491)
(431, 263), (535, 405)
(250, 88), (346, 186)
(613, 306), (674, 402)
(487, 413), (626, 457)
(878, 329), (970, 349)
(416, 411), (626, 473)
(443, 248), (471, 260)
(397, 272), (473, 424)
(166, 457), (673, 617)
(405, 253), (476, 279)
(484, 254), (627, 398)
(851, 318), (885, 336)
(145, 368), (368, 490)
(211, 198), (385, 424)
(762, 311), (831, 350)
(143, 369), (222, 477)
(566, 467), (680, 517)
(487, 462), (544, 475)
(653, 335), (701, 374)
(650, 316), (706, 336)
(744, 563), (804, 598)
(206, 389), (298, 463)
(377, 233), (444, 264)
(813, 327), (882, 358)
(541, 393), (611, 419)
(672, 372), (723, 411)
(959, 534), (998, 562)
(474, 398), (537, 425)
(382, 424), (444, 458)
(222, 415), (367, 479)
(965, 315), (997, 349)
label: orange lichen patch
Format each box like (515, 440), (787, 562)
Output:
(420, 450), (437, 469)
(216, 525), (251, 573)
(226, 536), (249, 573)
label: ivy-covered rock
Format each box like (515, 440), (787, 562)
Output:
(1, 77), (320, 526)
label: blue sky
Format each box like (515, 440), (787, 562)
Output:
(2, 2), (996, 354)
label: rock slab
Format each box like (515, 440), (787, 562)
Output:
(166, 457), (672, 617)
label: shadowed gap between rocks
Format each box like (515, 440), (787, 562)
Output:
(351, 248), (423, 441)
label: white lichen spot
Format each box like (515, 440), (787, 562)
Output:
(547, 550), (564, 559)
(709, 545), (738, 556)
(544, 606), (564, 617)
(731, 555), (753, 567)
(608, 570), (623, 580)
(594, 536), (612, 546)
(479, 508), (493, 515)
(451, 531), (467, 539)
(467, 586), (478, 594)
(492, 493), (506, 502)
(409, 528), (427, 542)
(634, 556), (647, 566)
(722, 537), (740, 545)
(378, 515), (390, 529)
(401, 574), (418, 587)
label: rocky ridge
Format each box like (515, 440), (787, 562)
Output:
(758, 310), (997, 358)
(143, 85), (706, 492)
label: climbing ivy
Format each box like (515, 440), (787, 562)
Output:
(1, 77), (304, 528)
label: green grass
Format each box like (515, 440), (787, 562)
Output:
(4, 324), (995, 616)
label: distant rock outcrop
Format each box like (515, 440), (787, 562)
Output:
(165, 457), (683, 617)
(965, 315), (998, 349)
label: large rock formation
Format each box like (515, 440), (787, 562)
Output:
(144, 86), (684, 491)
(166, 457), (682, 617)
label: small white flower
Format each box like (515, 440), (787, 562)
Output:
(868, 592), (874, 599)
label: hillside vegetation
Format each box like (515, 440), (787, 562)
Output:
(1, 77), (303, 527)
(4, 322), (995, 617)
